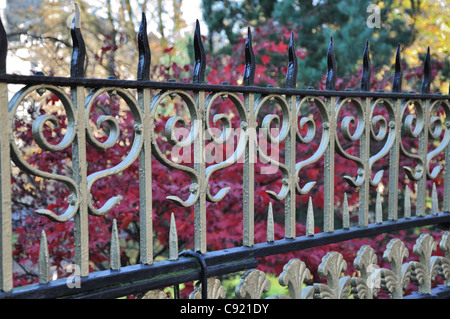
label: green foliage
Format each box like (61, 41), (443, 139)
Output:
(202, 0), (423, 86)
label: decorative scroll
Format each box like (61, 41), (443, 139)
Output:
(410, 233), (439, 294)
(351, 245), (380, 299)
(85, 88), (144, 217)
(235, 269), (271, 299)
(311, 252), (351, 299)
(334, 97), (366, 188)
(9, 85), (79, 222)
(379, 239), (411, 299)
(295, 97), (330, 195)
(277, 258), (311, 299)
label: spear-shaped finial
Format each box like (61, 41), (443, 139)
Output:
(392, 43), (403, 93)
(286, 32), (298, 89)
(110, 219), (120, 271)
(326, 36), (337, 90)
(38, 230), (50, 284)
(243, 27), (255, 86)
(193, 19), (206, 84)
(169, 213), (179, 260)
(0, 16), (7, 74)
(361, 40), (371, 91)
(267, 202), (274, 243)
(421, 47), (431, 94)
(70, 3), (86, 78)
(306, 197), (315, 236)
(137, 12), (151, 81)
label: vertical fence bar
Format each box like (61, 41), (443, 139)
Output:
(72, 84), (89, 276)
(0, 81), (12, 292)
(388, 98), (401, 221)
(70, 4), (89, 276)
(285, 94), (296, 239)
(243, 91), (255, 246)
(243, 28), (256, 246)
(285, 33), (297, 239)
(324, 96), (336, 232)
(443, 86), (450, 213)
(359, 97), (370, 227)
(193, 22), (207, 253)
(324, 38), (336, 232)
(416, 98), (429, 217)
(137, 13), (153, 265)
(138, 87), (153, 263)
(0, 15), (12, 293)
(194, 90), (207, 253)
(389, 46), (403, 221)
(417, 48), (432, 217)
(359, 41), (371, 227)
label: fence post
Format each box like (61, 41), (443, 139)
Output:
(243, 28), (256, 246)
(70, 4), (89, 277)
(388, 98), (402, 221)
(0, 81), (12, 292)
(417, 48), (432, 217)
(193, 21), (207, 253)
(359, 41), (371, 227)
(137, 13), (153, 265)
(388, 45), (403, 221)
(0, 15), (11, 293)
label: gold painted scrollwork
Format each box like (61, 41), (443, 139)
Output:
(427, 100), (450, 180)
(334, 97), (366, 187)
(295, 96), (330, 195)
(9, 85), (79, 222)
(85, 87), (144, 217)
(254, 94), (291, 201)
(204, 92), (247, 203)
(399, 99), (425, 181)
(150, 90), (201, 207)
(235, 269), (271, 299)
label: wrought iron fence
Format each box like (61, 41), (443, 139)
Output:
(0, 4), (449, 299)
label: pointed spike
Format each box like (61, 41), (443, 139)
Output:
(243, 27), (255, 86)
(70, 3), (86, 78)
(326, 36), (337, 90)
(110, 219), (120, 270)
(392, 43), (403, 93)
(431, 183), (439, 215)
(404, 185), (411, 219)
(306, 197), (314, 236)
(285, 32), (298, 89)
(267, 202), (274, 243)
(0, 16), (7, 74)
(361, 40), (371, 91)
(376, 191), (383, 224)
(38, 230), (50, 284)
(193, 19), (206, 84)
(421, 47), (431, 94)
(169, 213), (179, 260)
(343, 193), (350, 229)
(137, 12), (151, 81)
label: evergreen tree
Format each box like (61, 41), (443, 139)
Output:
(202, 0), (420, 87)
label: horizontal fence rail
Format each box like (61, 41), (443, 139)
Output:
(0, 5), (449, 299)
